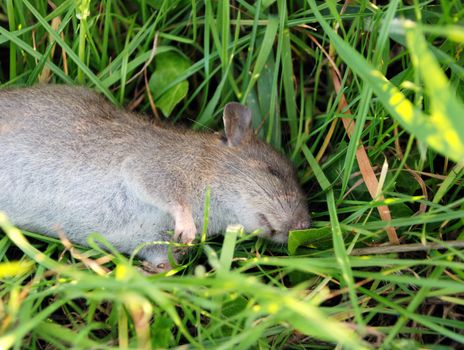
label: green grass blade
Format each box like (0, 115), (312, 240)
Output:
(0, 26), (73, 84)
(242, 16), (278, 101)
(361, 286), (464, 344)
(6, 0), (16, 80)
(22, 0), (115, 102)
(406, 23), (464, 159)
(302, 145), (364, 327)
(278, 0), (298, 142)
(218, 225), (240, 274)
(308, 0), (464, 163)
(383, 264), (446, 345)
(340, 0), (399, 197)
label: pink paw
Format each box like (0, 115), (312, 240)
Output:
(173, 221), (197, 244)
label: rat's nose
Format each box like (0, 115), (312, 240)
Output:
(292, 216), (311, 230)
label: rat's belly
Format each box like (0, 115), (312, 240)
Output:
(0, 188), (174, 254)
(0, 158), (174, 255)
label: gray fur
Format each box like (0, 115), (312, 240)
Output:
(0, 85), (310, 270)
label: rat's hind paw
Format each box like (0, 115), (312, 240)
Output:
(140, 260), (172, 274)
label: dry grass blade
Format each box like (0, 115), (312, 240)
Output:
(350, 240), (464, 255)
(336, 82), (399, 244)
(308, 31), (398, 244)
(319, 46), (400, 244)
(38, 16), (61, 82)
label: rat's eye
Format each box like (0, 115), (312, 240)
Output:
(267, 165), (283, 179)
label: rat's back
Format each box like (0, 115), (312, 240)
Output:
(0, 85), (112, 121)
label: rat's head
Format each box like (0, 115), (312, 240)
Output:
(216, 102), (311, 243)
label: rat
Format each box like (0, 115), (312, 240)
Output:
(0, 85), (311, 272)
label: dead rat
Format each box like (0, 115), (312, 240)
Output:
(0, 85), (310, 272)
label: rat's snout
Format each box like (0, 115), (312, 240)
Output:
(292, 216), (311, 231)
(259, 212), (311, 244)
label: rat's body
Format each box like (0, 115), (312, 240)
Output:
(0, 85), (310, 270)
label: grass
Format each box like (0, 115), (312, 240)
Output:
(1, 0), (464, 348)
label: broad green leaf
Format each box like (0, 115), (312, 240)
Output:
(149, 51), (192, 116)
(288, 227), (332, 255)
(308, 1), (464, 163)
(152, 316), (175, 348)
(157, 81), (189, 116)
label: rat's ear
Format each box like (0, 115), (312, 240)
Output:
(223, 102), (252, 147)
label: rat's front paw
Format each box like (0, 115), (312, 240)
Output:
(173, 221), (197, 244)
(172, 204), (197, 244)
